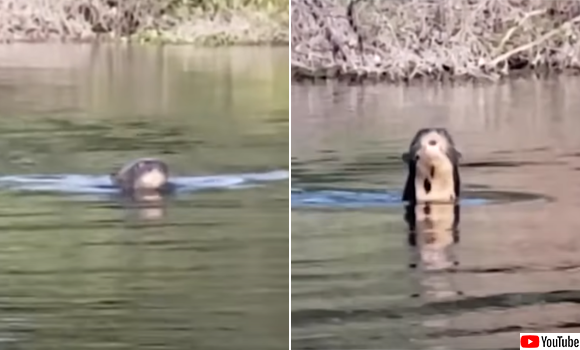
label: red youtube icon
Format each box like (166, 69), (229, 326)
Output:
(521, 335), (540, 348)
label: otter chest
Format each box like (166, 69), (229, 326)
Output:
(414, 165), (456, 202)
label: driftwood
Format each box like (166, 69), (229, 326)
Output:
(291, 0), (580, 82)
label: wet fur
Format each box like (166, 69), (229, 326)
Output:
(111, 158), (172, 195)
(402, 128), (461, 204)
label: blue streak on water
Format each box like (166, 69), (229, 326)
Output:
(291, 187), (490, 209)
(0, 170), (289, 196)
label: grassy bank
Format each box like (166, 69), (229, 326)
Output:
(0, 0), (288, 45)
(291, 0), (580, 82)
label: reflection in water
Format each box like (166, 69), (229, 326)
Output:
(406, 202), (464, 306)
(405, 203), (460, 272)
(129, 203), (165, 221)
(0, 45), (288, 350)
(117, 192), (167, 221)
(292, 77), (580, 350)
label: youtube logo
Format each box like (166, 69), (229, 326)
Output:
(520, 333), (580, 348)
(520, 335), (539, 348)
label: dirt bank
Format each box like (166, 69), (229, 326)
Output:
(0, 0), (288, 45)
(291, 0), (580, 82)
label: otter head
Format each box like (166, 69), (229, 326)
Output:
(111, 158), (169, 193)
(402, 128), (461, 204)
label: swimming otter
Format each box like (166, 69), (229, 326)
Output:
(110, 158), (170, 194)
(402, 128), (462, 204)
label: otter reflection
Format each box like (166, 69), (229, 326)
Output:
(405, 202), (460, 271)
(118, 196), (167, 221)
(404, 202), (463, 300)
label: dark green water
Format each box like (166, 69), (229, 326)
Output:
(0, 44), (288, 350)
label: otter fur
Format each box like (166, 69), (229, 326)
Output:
(402, 128), (461, 204)
(110, 158), (170, 194)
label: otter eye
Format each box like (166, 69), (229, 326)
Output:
(428, 140), (437, 146)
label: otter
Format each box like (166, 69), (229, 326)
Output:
(402, 128), (462, 204)
(110, 158), (171, 194)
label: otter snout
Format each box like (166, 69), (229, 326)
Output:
(135, 166), (167, 190)
(417, 138), (446, 163)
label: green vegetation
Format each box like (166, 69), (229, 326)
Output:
(0, 0), (288, 45)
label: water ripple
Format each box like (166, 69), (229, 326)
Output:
(291, 187), (550, 209)
(292, 290), (580, 327)
(0, 170), (289, 196)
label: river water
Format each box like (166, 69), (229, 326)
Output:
(291, 77), (580, 350)
(0, 44), (288, 350)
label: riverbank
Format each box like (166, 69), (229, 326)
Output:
(0, 0), (288, 45)
(291, 0), (580, 82)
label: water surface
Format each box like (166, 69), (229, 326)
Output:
(291, 77), (580, 350)
(0, 44), (288, 350)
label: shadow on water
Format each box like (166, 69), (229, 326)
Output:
(0, 44), (288, 350)
(291, 77), (580, 350)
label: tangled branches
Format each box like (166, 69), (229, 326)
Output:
(0, 0), (163, 42)
(0, 0), (289, 44)
(291, 0), (580, 82)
